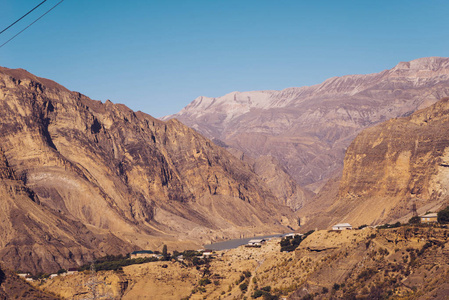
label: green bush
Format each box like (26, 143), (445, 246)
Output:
(261, 286), (271, 292)
(240, 281), (248, 292)
(252, 290), (264, 298)
(0, 268), (5, 284)
(408, 216), (421, 224)
(438, 206), (449, 224)
(57, 268), (67, 275)
(199, 277), (211, 286)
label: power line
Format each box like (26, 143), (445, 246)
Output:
(0, 0), (65, 49)
(0, 0), (48, 35)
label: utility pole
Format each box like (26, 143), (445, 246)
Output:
(412, 202), (418, 217)
(82, 263), (113, 300)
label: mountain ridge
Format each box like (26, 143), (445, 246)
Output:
(0, 66), (296, 273)
(165, 57), (449, 190)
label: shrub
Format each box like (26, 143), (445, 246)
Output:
(199, 277), (211, 286)
(280, 234), (306, 252)
(333, 283), (340, 291)
(408, 216), (421, 224)
(438, 206), (449, 224)
(240, 281), (248, 292)
(252, 290), (264, 298)
(0, 268), (5, 284)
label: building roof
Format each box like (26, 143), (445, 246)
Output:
(420, 213), (438, 218)
(248, 239), (266, 243)
(333, 223), (352, 227)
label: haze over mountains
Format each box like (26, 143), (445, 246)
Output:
(166, 57), (449, 193)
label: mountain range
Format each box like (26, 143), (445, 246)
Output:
(2, 57), (449, 274)
(165, 57), (449, 196)
(0, 67), (296, 273)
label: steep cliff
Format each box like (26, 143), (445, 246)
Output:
(166, 57), (449, 192)
(0, 67), (295, 273)
(304, 97), (449, 228)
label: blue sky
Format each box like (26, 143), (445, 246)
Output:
(1, 1), (448, 117)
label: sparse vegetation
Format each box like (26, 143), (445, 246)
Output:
(378, 222), (402, 229)
(239, 281), (248, 292)
(408, 216), (421, 224)
(78, 254), (159, 272)
(280, 230), (314, 252)
(438, 206), (449, 224)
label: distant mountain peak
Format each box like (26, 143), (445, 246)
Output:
(166, 57), (449, 189)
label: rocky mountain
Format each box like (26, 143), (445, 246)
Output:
(165, 57), (449, 192)
(0, 67), (296, 273)
(301, 97), (449, 228)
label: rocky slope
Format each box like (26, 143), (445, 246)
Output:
(0, 266), (59, 299)
(0, 147), (134, 274)
(37, 227), (449, 300)
(302, 97), (449, 228)
(166, 57), (449, 192)
(0, 67), (296, 273)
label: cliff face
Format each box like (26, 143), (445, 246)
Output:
(0, 67), (295, 273)
(307, 97), (449, 227)
(166, 57), (449, 192)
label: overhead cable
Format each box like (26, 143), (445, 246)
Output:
(0, 0), (65, 49)
(0, 0), (48, 35)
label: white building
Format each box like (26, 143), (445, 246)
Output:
(246, 239), (266, 247)
(332, 223), (352, 230)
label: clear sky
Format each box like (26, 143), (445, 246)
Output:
(1, 1), (448, 117)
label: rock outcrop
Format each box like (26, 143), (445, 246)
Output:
(303, 97), (449, 228)
(166, 57), (449, 192)
(0, 67), (296, 273)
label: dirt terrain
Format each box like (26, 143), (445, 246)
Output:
(36, 225), (449, 299)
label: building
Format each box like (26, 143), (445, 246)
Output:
(246, 239), (266, 247)
(332, 223), (353, 230)
(66, 268), (78, 275)
(130, 250), (158, 259)
(420, 213), (438, 223)
(284, 233), (303, 238)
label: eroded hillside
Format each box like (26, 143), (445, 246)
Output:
(37, 226), (449, 300)
(0, 67), (296, 273)
(301, 97), (449, 229)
